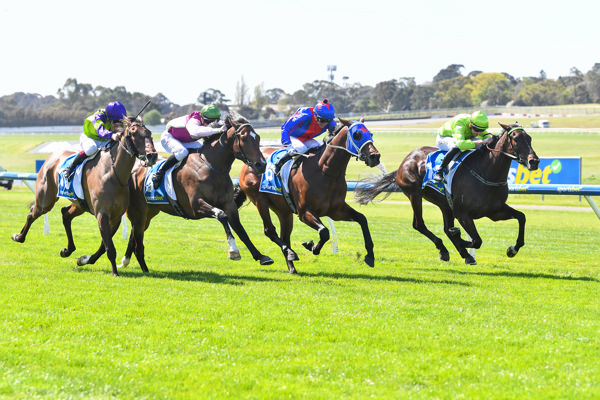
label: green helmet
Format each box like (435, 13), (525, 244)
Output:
(201, 104), (221, 121)
(469, 111), (489, 131)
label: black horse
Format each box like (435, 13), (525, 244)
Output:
(355, 122), (540, 265)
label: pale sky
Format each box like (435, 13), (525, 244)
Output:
(1, 0), (598, 106)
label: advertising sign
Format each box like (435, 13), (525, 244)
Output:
(508, 157), (581, 185)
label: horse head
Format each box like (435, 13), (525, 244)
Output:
(335, 117), (381, 167)
(498, 122), (539, 170)
(119, 117), (158, 167)
(223, 113), (267, 174)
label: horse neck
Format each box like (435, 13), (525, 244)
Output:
(319, 131), (352, 177)
(200, 135), (236, 172)
(110, 140), (136, 184)
(477, 135), (513, 182)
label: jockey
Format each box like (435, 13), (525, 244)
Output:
(273, 98), (337, 175)
(63, 101), (127, 181)
(433, 110), (494, 182)
(152, 104), (226, 188)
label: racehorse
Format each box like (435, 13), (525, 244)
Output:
(238, 117), (381, 274)
(355, 122), (540, 265)
(11, 117), (158, 276)
(111, 112), (273, 272)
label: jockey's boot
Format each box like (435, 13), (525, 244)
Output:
(433, 147), (460, 182)
(152, 154), (178, 188)
(273, 152), (294, 176)
(63, 151), (86, 181)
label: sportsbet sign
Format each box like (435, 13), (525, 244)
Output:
(508, 157), (581, 185)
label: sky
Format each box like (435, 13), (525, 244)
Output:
(1, 0), (599, 106)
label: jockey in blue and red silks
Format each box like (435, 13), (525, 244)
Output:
(273, 98), (337, 175)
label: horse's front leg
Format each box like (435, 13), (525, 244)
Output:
(453, 213), (482, 265)
(487, 204), (526, 257)
(298, 210), (330, 257)
(60, 204), (85, 257)
(411, 194), (450, 262)
(93, 212), (121, 277)
(330, 204), (375, 268)
(225, 204), (274, 266)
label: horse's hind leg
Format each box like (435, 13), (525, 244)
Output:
(408, 195), (450, 261)
(60, 204), (85, 257)
(11, 194), (57, 243)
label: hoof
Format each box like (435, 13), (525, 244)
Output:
(60, 248), (73, 258)
(285, 248), (299, 262)
(439, 251), (450, 262)
(302, 240), (314, 252)
(11, 233), (24, 243)
(364, 255), (375, 268)
(117, 256), (130, 269)
(287, 261), (297, 274)
(464, 255), (477, 265)
(259, 255), (274, 265)
(228, 250), (242, 261)
(507, 246), (518, 258)
(77, 255), (91, 266)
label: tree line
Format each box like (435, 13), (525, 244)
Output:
(1, 64), (599, 127)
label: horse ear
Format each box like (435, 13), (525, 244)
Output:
(338, 117), (352, 127)
(498, 122), (510, 131)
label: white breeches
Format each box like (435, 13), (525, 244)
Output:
(161, 131), (203, 161)
(80, 133), (111, 156)
(290, 137), (321, 154)
(435, 135), (456, 152)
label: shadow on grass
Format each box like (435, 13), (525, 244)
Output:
(271, 270), (472, 286)
(94, 269), (283, 285)
(424, 268), (599, 282)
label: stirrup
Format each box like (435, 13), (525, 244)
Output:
(433, 171), (444, 182)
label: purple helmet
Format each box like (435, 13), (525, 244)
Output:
(106, 101), (127, 121)
(314, 99), (335, 120)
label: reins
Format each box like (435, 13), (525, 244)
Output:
(486, 127), (521, 160)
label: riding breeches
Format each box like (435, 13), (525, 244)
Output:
(79, 133), (110, 157)
(289, 136), (321, 154)
(161, 131), (203, 161)
(435, 134), (456, 151)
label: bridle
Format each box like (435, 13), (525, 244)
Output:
(326, 124), (374, 162)
(118, 122), (154, 164)
(218, 122), (257, 166)
(486, 126), (527, 165)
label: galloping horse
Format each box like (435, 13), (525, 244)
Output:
(113, 112), (273, 272)
(11, 117), (158, 276)
(355, 122), (540, 265)
(238, 117), (381, 274)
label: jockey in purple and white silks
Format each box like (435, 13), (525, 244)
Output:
(63, 101), (127, 181)
(273, 98), (337, 174)
(152, 104), (226, 188)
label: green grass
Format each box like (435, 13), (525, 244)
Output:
(1, 185), (600, 399)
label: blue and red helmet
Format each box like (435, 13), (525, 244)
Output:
(314, 99), (335, 120)
(106, 101), (127, 121)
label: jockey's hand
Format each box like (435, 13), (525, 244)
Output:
(218, 125), (228, 133)
(111, 133), (121, 141)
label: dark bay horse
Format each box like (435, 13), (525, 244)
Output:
(112, 112), (273, 272)
(238, 118), (381, 274)
(11, 118), (158, 276)
(355, 122), (539, 265)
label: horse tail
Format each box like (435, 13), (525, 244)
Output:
(233, 182), (247, 209)
(354, 170), (399, 205)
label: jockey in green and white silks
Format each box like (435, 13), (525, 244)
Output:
(433, 110), (494, 182)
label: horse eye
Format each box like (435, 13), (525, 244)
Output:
(353, 132), (362, 141)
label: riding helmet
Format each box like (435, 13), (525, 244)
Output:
(201, 104), (221, 121)
(106, 101), (127, 121)
(314, 99), (335, 120)
(470, 110), (489, 130)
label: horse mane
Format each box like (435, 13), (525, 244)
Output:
(202, 112), (250, 144)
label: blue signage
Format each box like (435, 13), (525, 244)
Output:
(508, 157), (581, 185)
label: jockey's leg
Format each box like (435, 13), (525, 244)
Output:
(433, 147), (461, 182)
(63, 150), (86, 181)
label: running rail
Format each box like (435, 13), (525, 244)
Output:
(4, 172), (600, 221)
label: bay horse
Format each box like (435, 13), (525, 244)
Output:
(11, 117), (158, 276)
(238, 117), (381, 274)
(355, 122), (540, 265)
(111, 112), (273, 272)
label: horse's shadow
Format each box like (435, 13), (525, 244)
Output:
(96, 269), (282, 285)
(425, 268), (599, 282)
(267, 269), (472, 286)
